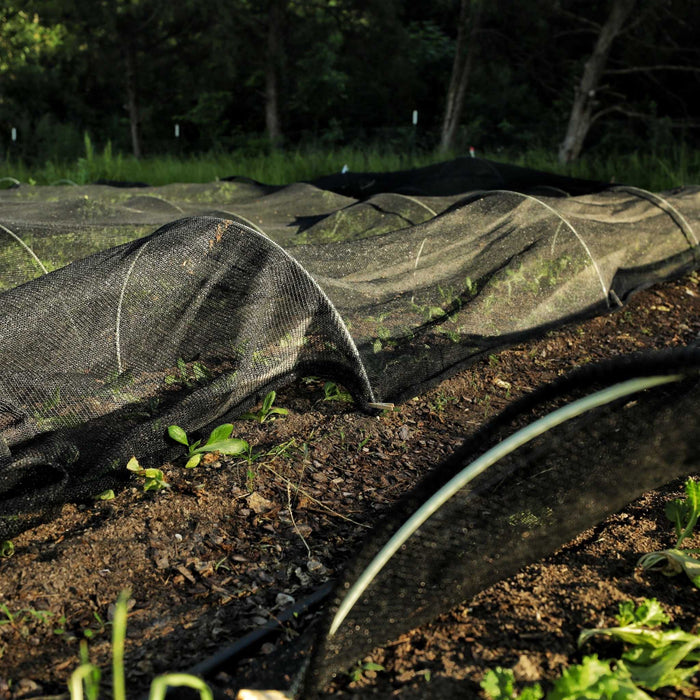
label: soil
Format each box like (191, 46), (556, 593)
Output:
(1, 270), (699, 700)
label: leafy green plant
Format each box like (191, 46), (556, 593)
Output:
(481, 599), (700, 700)
(323, 381), (353, 403)
(126, 457), (169, 492)
(168, 423), (249, 468)
(240, 390), (288, 423)
(164, 358), (211, 388)
(638, 477), (700, 587)
(0, 539), (14, 557)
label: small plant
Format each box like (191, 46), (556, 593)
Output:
(638, 476), (700, 587)
(481, 599), (700, 700)
(348, 661), (385, 683)
(323, 381), (353, 403)
(240, 390), (288, 423)
(168, 423), (249, 468)
(164, 358), (211, 388)
(126, 457), (170, 492)
(0, 540), (14, 558)
(68, 590), (213, 700)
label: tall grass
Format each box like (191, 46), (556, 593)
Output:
(2, 134), (699, 191)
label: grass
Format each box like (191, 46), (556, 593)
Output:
(2, 134), (698, 191)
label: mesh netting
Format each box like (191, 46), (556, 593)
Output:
(305, 348), (700, 691)
(1, 158), (699, 538)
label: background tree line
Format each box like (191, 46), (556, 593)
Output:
(1, 0), (699, 166)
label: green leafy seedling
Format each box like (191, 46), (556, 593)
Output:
(481, 668), (543, 700)
(0, 540), (14, 558)
(348, 661), (385, 683)
(126, 457), (169, 492)
(483, 600), (700, 700)
(323, 381), (352, 403)
(240, 390), (288, 423)
(638, 477), (700, 588)
(168, 423), (248, 468)
(577, 598), (700, 694)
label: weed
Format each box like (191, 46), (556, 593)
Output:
(638, 476), (700, 587)
(0, 540), (14, 557)
(126, 457), (170, 492)
(240, 390), (288, 423)
(168, 423), (249, 468)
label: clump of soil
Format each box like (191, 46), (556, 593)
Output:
(1, 271), (699, 700)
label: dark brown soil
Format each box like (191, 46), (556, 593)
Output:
(1, 270), (699, 700)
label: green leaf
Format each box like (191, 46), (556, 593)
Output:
(481, 668), (516, 699)
(262, 391), (275, 413)
(362, 662), (385, 672)
(167, 425), (189, 446)
(639, 549), (700, 588)
(185, 454), (202, 469)
(194, 438), (249, 456)
(616, 599), (669, 628)
(95, 489), (115, 501)
(126, 456), (142, 472)
(207, 423), (233, 445)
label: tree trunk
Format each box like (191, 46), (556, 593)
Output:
(440, 0), (482, 155)
(265, 0), (284, 149)
(125, 41), (142, 159)
(558, 0), (636, 164)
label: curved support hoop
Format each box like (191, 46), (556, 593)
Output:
(115, 241), (151, 374)
(391, 193), (439, 219)
(0, 222), (49, 275)
(611, 185), (698, 247)
(232, 219), (377, 405)
(454, 189), (610, 304)
(328, 372), (683, 637)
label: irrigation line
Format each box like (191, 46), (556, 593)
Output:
(328, 373), (683, 637)
(183, 581), (335, 679)
(0, 222), (49, 275)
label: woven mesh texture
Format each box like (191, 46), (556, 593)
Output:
(306, 348), (700, 690)
(1, 158), (699, 538)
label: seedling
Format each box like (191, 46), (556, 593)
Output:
(482, 599), (700, 700)
(0, 540), (14, 557)
(348, 661), (385, 683)
(164, 358), (211, 388)
(323, 381), (352, 403)
(638, 477), (700, 587)
(240, 390), (288, 423)
(126, 457), (170, 492)
(168, 423), (248, 468)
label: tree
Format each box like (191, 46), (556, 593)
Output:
(558, 0), (636, 164)
(439, 0), (482, 154)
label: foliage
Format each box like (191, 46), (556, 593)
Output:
(68, 590), (213, 700)
(348, 661), (386, 683)
(167, 423), (248, 468)
(0, 539), (14, 557)
(482, 599), (700, 700)
(323, 381), (353, 403)
(126, 457), (169, 492)
(638, 477), (700, 587)
(240, 390), (289, 423)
